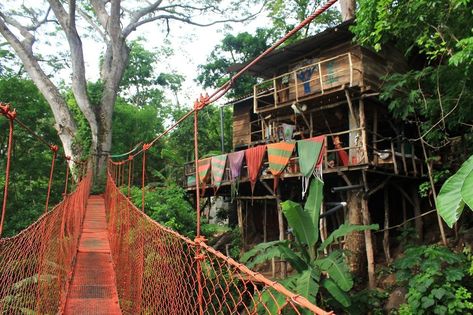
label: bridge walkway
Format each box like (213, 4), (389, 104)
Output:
(64, 195), (122, 314)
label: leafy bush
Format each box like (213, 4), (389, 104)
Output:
(347, 289), (388, 315)
(241, 179), (378, 311)
(129, 184), (197, 238)
(394, 245), (473, 314)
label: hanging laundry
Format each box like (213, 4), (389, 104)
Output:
(228, 151), (245, 200)
(228, 151), (245, 180)
(297, 135), (326, 197)
(333, 135), (349, 166)
(281, 123), (296, 142)
(245, 145), (267, 193)
(211, 154), (227, 193)
(197, 158), (211, 192)
(297, 67), (316, 94)
(267, 142), (296, 191)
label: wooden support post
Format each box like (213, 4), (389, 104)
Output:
(410, 186), (424, 242)
(383, 189), (391, 263)
(362, 198), (376, 289)
(359, 99), (368, 164)
(309, 112), (313, 138)
(263, 200), (268, 243)
(276, 188), (286, 278)
(373, 107), (378, 165)
(237, 199), (244, 249)
(402, 194), (407, 224)
(411, 145), (418, 177)
(344, 88), (358, 128)
(401, 142), (408, 175)
(391, 141), (398, 174)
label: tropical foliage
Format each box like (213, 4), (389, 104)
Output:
(437, 155), (473, 227)
(394, 245), (473, 315)
(241, 179), (378, 310)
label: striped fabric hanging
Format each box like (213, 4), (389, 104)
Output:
(211, 154), (227, 193)
(245, 145), (267, 193)
(267, 142), (296, 191)
(197, 158), (211, 192)
(228, 151), (245, 200)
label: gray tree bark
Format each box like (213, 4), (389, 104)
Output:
(340, 0), (356, 21)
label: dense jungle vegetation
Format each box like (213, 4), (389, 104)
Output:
(1, 0), (473, 313)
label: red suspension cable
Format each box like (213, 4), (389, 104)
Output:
(0, 105), (16, 237)
(45, 145), (58, 213)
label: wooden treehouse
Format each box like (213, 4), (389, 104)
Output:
(185, 21), (429, 282)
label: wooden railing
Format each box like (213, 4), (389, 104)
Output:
(184, 129), (368, 189)
(253, 53), (362, 113)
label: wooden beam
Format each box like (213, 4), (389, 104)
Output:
(263, 200), (268, 243)
(236, 196), (277, 200)
(237, 200), (244, 249)
(276, 187), (286, 278)
(359, 98), (368, 164)
(362, 198), (376, 289)
(344, 88), (358, 128)
(383, 189), (391, 263)
(365, 176), (392, 198)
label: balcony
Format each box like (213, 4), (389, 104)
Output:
(253, 53), (362, 113)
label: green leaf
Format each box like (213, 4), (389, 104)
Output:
(319, 224), (379, 252)
(304, 179), (324, 243)
(295, 269), (320, 303)
(315, 250), (353, 291)
(421, 296), (435, 308)
(240, 240), (288, 268)
(437, 155), (473, 227)
(322, 278), (351, 307)
(277, 243), (308, 273)
(461, 169), (473, 210)
(281, 200), (317, 246)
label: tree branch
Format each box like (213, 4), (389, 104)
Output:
(0, 11), (36, 52)
(76, 7), (107, 40)
(89, 0), (110, 30)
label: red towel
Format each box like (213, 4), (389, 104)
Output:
(245, 145), (266, 193)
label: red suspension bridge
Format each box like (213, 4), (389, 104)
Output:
(0, 2), (338, 314)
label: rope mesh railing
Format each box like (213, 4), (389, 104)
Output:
(105, 171), (332, 315)
(0, 173), (91, 314)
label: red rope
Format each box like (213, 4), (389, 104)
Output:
(141, 144), (150, 212)
(45, 145), (58, 213)
(0, 113), (15, 237)
(128, 155), (133, 198)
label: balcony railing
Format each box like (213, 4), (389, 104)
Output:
(185, 129), (368, 189)
(253, 53), (362, 113)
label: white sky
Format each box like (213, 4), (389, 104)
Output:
(80, 13), (272, 107)
(2, 1), (342, 108)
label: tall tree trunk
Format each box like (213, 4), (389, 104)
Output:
(340, 0), (356, 21)
(93, 40), (129, 179)
(344, 190), (366, 276)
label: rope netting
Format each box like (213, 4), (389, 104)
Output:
(0, 173), (91, 314)
(106, 167), (332, 315)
